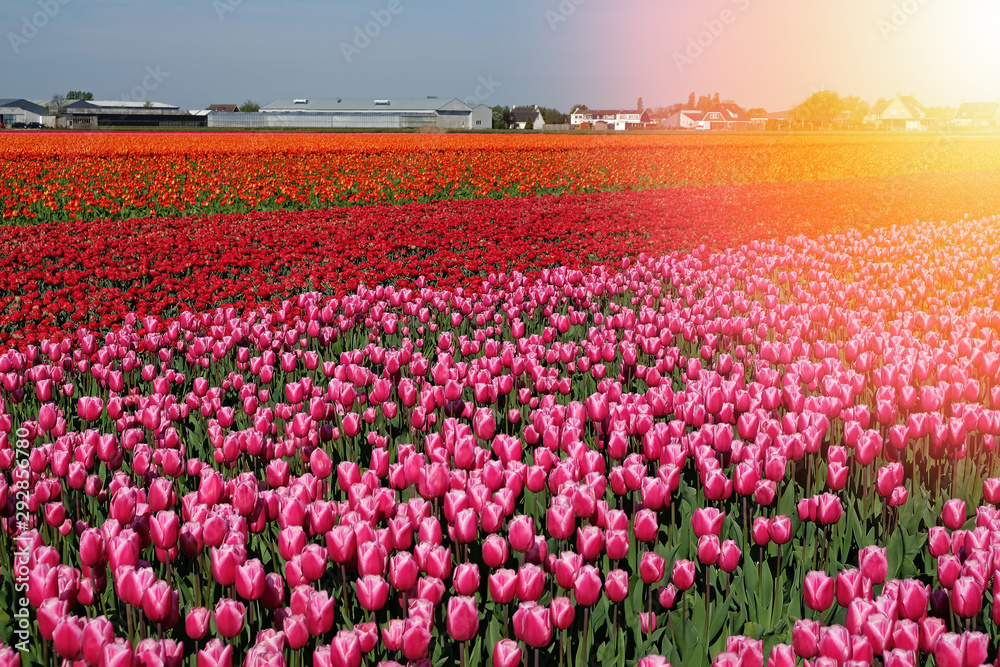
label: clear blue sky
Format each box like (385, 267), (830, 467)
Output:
(3, 0), (999, 112)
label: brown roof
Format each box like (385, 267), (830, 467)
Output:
(208, 104), (240, 112)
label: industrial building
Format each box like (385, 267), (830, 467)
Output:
(60, 100), (207, 128)
(207, 97), (492, 130)
(0, 99), (50, 126)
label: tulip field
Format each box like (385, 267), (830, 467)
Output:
(2, 134), (1000, 667)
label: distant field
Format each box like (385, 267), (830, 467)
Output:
(3, 132), (1000, 224)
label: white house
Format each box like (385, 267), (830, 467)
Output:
(866, 94), (930, 131)
(511, 106), (545, 130)
(662, 109), (706, 129)
(570, 108), (652, 130)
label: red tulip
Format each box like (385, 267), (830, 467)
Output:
(792, 619), (820, 658)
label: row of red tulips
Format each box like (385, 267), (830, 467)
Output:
(6, 167), (1000, 349)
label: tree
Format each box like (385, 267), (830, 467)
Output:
(570, 104), (589, 115)
(687, 92), (696, 108)
(239, 100), (260, 112)
(49, 94), (66, 116)
(789, 91), (869, 128)
(66, 91), (93, 101)
(746, 107), (768, 119)
(491, 105), (510, 129)
(524, 117), (535, 130)
(637, 97), (644, 114)
(538, 107), (566, 125)
(925, 105), (956, 122)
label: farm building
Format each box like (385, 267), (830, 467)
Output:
(0, 99), (50, 126)
(207, 98), (491, 130)
(60, 100), (206, 128)
(953, 102), (1000, 127)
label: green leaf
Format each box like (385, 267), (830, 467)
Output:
(887, 527), (904, 579)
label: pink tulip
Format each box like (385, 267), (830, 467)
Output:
(951, 576), (983, 617)
(859, 545), (888, 584)
(357, 574), (389, 611)
(492, 639), (522, 667)
(637, 551), (664, 585)
(214, 598), (245, 639)
(804, 571), (835, 611)
(941, 498), (966, 530)
(573, 565), (602, 606)
(446, 596), (479, 642)
(199, 639), (233, 667)
(692, 507), (725, 537)
(512, 602), (552, 647)
(672, 558), (695, 590)
(550, 596), (576, 629)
